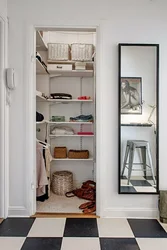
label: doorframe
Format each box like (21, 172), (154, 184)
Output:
(26, 24), (103, 217)
(0, 16), (9, 219)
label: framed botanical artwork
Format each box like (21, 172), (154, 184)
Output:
(121, 77), (142, 114)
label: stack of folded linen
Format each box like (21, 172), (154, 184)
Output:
(69, 114), (93, 122)
(50, 126), (74, 135)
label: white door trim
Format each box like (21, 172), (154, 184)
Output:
(26, 24), (103, 217)
(0, 16), (9, 219)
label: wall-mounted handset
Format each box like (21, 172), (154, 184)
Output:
(6, 68), (16, 90)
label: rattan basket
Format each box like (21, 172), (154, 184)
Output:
(51, 171), (73, 196)
(68, 149), (89, 159)
(54, 147), (67, 158)
(48, 43), (70, 61)
(71, 43), (93, 61)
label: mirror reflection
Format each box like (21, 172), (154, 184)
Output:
(119, 44), (159, 194)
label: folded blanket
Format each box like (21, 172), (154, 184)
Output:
(50, 126), (74, 135)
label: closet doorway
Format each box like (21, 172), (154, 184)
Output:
(34, 27), (98, 217)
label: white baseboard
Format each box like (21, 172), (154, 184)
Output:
(102, 207), (159, 218)
(8, 206), (29, 217)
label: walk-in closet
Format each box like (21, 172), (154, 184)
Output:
(36, 28), (96, 215)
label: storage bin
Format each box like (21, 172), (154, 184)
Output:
(68, 149), (89, 159)
(48, 43), (70, 61)
(51, 171), (73, 196)
(71, 43), (93, 61)
(47, 64), (72, 72)
(54, 147), (67, 158)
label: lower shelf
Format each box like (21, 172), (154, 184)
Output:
(52, 158), (93, 161)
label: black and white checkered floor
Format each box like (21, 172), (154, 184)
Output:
(0, 217), (167, 249)
(121, 176), (156, 193)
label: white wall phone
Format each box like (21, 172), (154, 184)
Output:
(6, 68), (16, 90)
(6, 68), (16, 106)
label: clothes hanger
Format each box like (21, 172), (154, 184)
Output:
(36, 139), (50, 148)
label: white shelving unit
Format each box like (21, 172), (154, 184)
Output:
(48, 60), (94, 65)
(48, 121), (93, 125)
(36, 31), (48, 51)
(52, 158), (94, 161)
(49, 134), (94, 137)
(36, 29), (96, 214)
(49, 69), (93, 77)
(36, 95), (93, 103)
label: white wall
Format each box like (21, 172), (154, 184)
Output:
(7, 0), (167, 217)
(0, 0), (7, 18)
(0, 0), (8, 218)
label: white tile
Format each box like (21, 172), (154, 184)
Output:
(121, 180), (132, 186)
(97, 218), (134, 238)
(136, 238), (167, 250)
(0, 237), (25, 250)
(134, 186), (156, 192)
(28, 218), (66, 237)
(130, 176), (145, 180)
(61, 238), (101, 250)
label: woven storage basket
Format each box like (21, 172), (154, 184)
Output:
(54, 147), (67, 158)
(71, 43), (93, 61)
(51, 171), (73, 196)
(68, 149), (89, 159)
(48, 43), (70, 61)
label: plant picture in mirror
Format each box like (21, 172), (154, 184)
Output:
(121, 77), (142, 114)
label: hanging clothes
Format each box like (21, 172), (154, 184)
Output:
(36, 142), (48, 197)
(45, 148), (52, 197)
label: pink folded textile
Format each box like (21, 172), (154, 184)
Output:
(77, 132), (94, 135)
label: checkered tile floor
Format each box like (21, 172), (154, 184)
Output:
(121, 176), (156, 193)
(0, 218), (167, 249)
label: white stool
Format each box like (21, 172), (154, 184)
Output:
(121, 140), (156, 185)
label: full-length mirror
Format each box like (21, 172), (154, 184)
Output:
(118, 44), (159, 194)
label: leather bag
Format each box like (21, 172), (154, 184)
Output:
(65, 180), (96, 201)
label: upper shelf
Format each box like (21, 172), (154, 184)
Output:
(48, 60), (94, 65)
(36, 120), (93, 125)
(36, 59), (49, 75)
(36, 95), (93, 103)
(36, 31), (48, 51)
(49, 69), (94, 77)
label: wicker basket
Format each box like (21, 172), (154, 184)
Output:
(51, 171), (73, 196)
(71, 43), (93, 61)
(48, 43), (70, 61)
(68, 149), (89, 159)
(54, 147), (67, 158)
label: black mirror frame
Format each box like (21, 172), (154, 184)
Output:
(118, 43), (159, 194)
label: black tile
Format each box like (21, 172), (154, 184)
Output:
(121, 176), (128, 180)
(63, 218), (98, 237)
(130, 180), (152, 186)
(128, 219), (167, 238)
(0, 218), (35, 237)
(100, 238), (140, 250)
(120, 186), (137, 193)
(144, 176), (156, 180)
(21, 238), (62, 250)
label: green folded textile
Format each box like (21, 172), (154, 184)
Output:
(51, 116), (65, 122)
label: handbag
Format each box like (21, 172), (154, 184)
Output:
(65, 180), (96, 201)
(36, 111), (44, 122)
